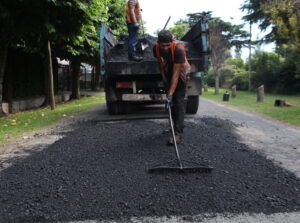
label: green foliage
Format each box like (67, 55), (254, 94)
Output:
(242, 0), (300, 48)
(241, 1), (300, 94)
(241, 0), (275, 42)
(205, 68), (216, 87)
(227, 58), (245, 70)
(230, 70), (249, 90)
(276, 49), (300, 94)
(169, 20), (190, 39)
(262, 0), (300, 51)
(251, 51), (282, 91)
(107, 0), (127, 36)
(0, 0), (126, 62)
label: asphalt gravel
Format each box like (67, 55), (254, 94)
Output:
(0, 116), (299, 222)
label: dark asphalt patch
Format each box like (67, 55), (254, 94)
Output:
(0, 117), (299, 222)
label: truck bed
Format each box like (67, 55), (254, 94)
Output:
(104, 20), (209, 75)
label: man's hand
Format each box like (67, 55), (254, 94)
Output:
(133, 23), (140, 31)
(165, 95), (173, 109)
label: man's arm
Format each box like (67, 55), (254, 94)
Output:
(167, 45), (185, 96)
(167, 64), (182, 96)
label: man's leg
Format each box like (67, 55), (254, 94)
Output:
(127, 23), (142, 61)
(127, 23), (135, 58)
(170, 80), (186, 144)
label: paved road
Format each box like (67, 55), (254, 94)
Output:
(198, 98), (300, 178)
(0, 98), (299, 223)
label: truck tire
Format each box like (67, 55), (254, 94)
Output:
(186, 96), (199, 114)
(118, 102), (131, 114)
(106, 102), (119, 115)
(106, 101), (131, 115)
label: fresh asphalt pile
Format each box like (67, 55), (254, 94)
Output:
(107, 34), (157, 62)
(0, 117), (300, 222)
(107, 34), (203, 62)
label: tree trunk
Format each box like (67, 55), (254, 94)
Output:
(232, 85), (237, 98)
(257, 85), (264, 102)
(71, 57), (81, 99)
(44, 41), (55, 110)
(0, 43), (8, 115)
(214, 70), (220, 94)
(6, 58), (13, 113)
(204, 84), (208, 92)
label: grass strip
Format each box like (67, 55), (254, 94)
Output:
(202, 88), (300, 127)
(0, 95), (105, 143)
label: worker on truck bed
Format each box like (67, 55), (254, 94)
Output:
(153, 30), (191, 145)
(126, 0), (143, 62)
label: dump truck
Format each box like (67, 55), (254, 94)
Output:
(100, 20), (209, 115)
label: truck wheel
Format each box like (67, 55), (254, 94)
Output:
(186, 96), (199, 114)
(106, 102), (119, 115)
(118, 102), (131, 114)
(106, 101), (131, 115)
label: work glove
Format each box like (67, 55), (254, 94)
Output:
(133, 23), (140, 31)
(165, 95), (173, 109)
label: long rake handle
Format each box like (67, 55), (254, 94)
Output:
(163, 16), (171, 30)
(168, 106), (183, 168)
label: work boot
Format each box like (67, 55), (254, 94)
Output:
(168, 134), (182, 146)
(128, 55), (143, 62)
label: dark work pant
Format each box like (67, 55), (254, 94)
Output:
(171, 80), (186, 135)
(127, 23), (139, 57)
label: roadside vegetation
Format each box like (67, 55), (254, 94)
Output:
(0, 96), (105, 144)
(202, 88), (300, 127)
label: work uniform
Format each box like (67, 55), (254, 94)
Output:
(126, 0), (141, 58)
(153, 42), (190, 136)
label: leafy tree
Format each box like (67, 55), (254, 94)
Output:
(227, 58), (249, 90)
(242, 0), (300, 47)
(227, 58), (245, 70)
(0, 0), (99, 111)
(168, 12), (249, 94)
(276, 49), (300, 94)
(57, 0), (112, 99)
(208, 19), (232, 94)
(0, 0), (126, 113)
(169, 19), (190, 39)
(241, 0), (275, 42)
(251, 51), (282, 92)
(107, 0), (127, 36)
(262, 0), (300, 51)
(242, 0), (300, 94)
(208, 17), (248, 94)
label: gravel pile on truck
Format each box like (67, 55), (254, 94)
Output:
(100, 20), (209, 115)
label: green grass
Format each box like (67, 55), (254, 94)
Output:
(0, 95), (105, 144)
(202, 88), (300, 127)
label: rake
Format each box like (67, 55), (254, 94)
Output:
(148, 105), (213, 173)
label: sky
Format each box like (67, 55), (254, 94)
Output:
(139, 0), (275, 58)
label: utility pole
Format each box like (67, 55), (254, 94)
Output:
(248, 22), (252, 91)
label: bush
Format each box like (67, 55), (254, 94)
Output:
(230, 70), (249, 90)
(205, 69), (215, 87)
(250, 51), (281, 92)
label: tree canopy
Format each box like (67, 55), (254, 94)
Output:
(242, 0), (300, 49)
